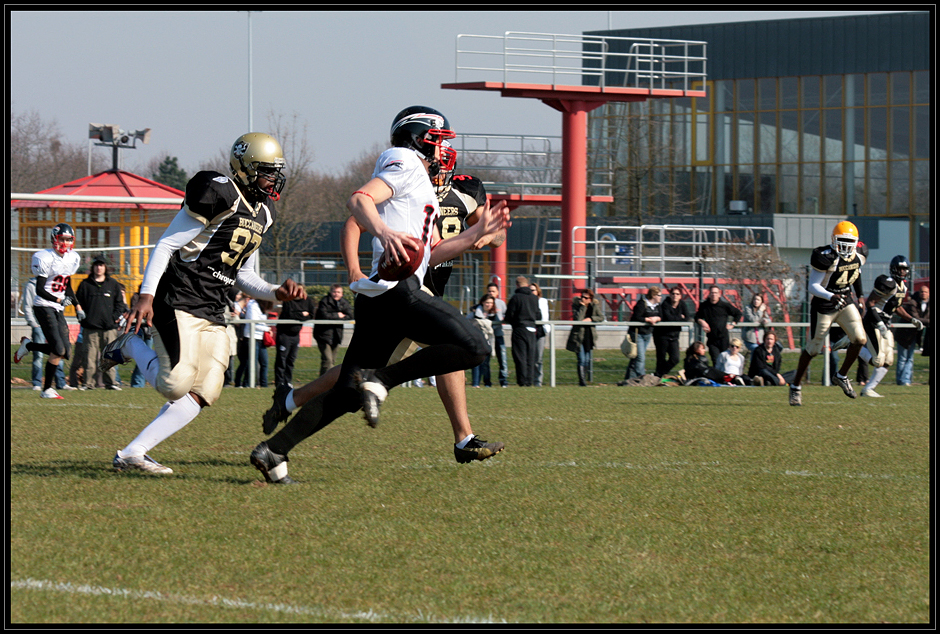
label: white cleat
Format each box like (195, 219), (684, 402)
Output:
(113, 451), (173, 474)
(13, 337), (31, 364)
(40, 387), (63, 400)
(861, 389), (884, 398)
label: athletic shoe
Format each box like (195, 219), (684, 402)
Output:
(861, 388), (884, 398)
(356, 369), (387, 428)
(249, 442), (296, 484)
(99, 332), (137, 373)
(454, 436), (505, 464)
(788, 384), (802, 407)
(32, 385), (42, 391)
(262, 383), (292, 435)
(13, 337), (30, 364)
(40, 387), (64, 399)
(833, 374), (857, 399)
(106, 385), (122, 391)
(113, 451), (173, 475)
(413, 378), (425, 388)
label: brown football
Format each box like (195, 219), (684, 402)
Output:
(377, 239), (425, 282)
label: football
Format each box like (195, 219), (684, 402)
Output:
(377, 239), (425, 282)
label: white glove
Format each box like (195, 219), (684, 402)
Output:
(912, 318), (924, 331)
(61, 296), (73, 307)
(876, 319), (888, 334)
(76, 309), (86, 322)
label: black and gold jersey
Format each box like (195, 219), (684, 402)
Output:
(809, 242), (868, 313)
(157, 171), (276, 323)
(866, 274), (907, 324)
(424, 175), (487, 296)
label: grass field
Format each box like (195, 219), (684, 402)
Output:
(9, 345), (932, 623)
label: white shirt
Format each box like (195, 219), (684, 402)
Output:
(351, 147), (439, 298)
(538, 296), (551, 334)
(31, 248), (80, 312)
(717, 350), (745, 376)
(242, 299), (270, 340)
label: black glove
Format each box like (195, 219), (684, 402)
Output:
(831, 292), (849, 311)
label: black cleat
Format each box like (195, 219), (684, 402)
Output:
(454, 436), (505, 464)
(833, 374), (857, 399)
(263, 384), (293, 435)
(250, 442), (297, 484)
(788, 384), (802, 407)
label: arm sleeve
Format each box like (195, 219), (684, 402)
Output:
(234, 251), (279, 301)
(34, 276), (58, 303)
(808, 268), (835, 301)
(140, 209), (205, 296)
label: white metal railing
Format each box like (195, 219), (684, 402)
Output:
(571, 224), (779, 281)
(11, 317), (919, 390)
(453, 32), (707, 92)
(452, 133), (612, 198)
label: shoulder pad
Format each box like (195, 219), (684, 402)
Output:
(451, 175), (487, 206)
(185, 171), (238, 223)
(873, 274), (896, 295)
(810, 246), (837, 271)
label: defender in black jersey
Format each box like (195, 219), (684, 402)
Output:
(788, 221), (868, 406)
(102, 133), (307, 475)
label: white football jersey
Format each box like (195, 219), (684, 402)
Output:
(31, 248), (80, 312)
(361, 147), (439, 296)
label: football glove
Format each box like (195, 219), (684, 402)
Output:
(61, 296), (73, 307)
(831, 292), (850, 311)
(876, 319), (888, 334)
(76, 309), (86, 322)
(912, 318), (924, 331)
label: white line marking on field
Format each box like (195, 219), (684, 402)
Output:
(10, 402), (150, 409)
(10, 578), (506, 623)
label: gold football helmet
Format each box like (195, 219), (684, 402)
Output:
(831, 221), (859, 259)
(230, 132), (286, 199)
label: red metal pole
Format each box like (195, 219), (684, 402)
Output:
(489, 239), (508, 303)
(561, 101), (589, 319)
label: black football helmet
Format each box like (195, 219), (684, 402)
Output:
(230, 133), (287, 200)
(889, 255), (911, 284)
(390, 106), (456, 177)
(51, 223), (75, 255)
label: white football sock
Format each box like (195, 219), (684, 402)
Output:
(121, 393), (202, 458)
(866, 366), (889, 391)
(455, 434), (474, 449)
(286, 389), (297, 413)
(126, 335), (159, 386)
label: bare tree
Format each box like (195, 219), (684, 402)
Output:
(10, 108), (107, 193)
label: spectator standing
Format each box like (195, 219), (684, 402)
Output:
(695, 285), (742, 365)
(486, 282), (509, 387)
(20, 277), (69, 391)
(566, 288), (605, 386)
(654, 287), (690, 377)
(625, 287), (662, 379)
(76, 255), (126, 390)
(530, 281), (551, 387)
(742, 292), (771, 353)
(505, 276), (540, 387)
(468, 295), (497, 388)
(747, 330), (786, 386)
(916, 285), (930, 357)
(275, 291), (316, 388)
(895, 288), (927, 386)
(313, 283), (353, 377)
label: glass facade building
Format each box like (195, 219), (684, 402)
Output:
(587, 11), (930, 260)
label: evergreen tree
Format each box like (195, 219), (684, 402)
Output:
(152, 156), (188, 191)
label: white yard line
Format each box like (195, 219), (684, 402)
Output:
(10, 578), (505, 623)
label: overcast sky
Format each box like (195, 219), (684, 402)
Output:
(10, 9), (901, 179)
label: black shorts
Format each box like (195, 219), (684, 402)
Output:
(34, 305), (71, 360)
(337, 275), (487, 388)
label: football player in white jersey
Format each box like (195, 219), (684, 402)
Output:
(14, 223), (84, 399)
(258, 142), (508, 465)
(788, 221), (868, 406)
(250, 106), (511, 484)
(98, 133), (307, 475)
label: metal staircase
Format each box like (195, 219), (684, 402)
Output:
(534, 217), (563, 306)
